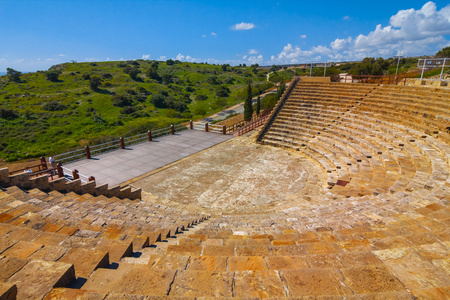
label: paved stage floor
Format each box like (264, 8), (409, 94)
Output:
(65, 130), (233, 187)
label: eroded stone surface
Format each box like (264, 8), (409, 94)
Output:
(0, 256), (28, 281)
(58, 248), (109, 278)
(341, 266), (406, 294)
(170, 270), (233, 297)
(280, 268), (352, 297)
(7, 260), (75, 300)
(233, 270), (286, 298)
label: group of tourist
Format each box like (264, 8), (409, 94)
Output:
(23, 155), (57, 174)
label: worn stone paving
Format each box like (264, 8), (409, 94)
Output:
(65, 130), (232, 187)
(132, 132), (327, 214)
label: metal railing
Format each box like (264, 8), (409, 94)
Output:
(53, 148), (86, 165)
(51, 124), (189, 165)
(339, 72), (422, 85)
(89, 139), (121, 156)
(61, 166), (90, 183)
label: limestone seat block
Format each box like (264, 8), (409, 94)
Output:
(58, 248), (109, 279)
(6, 260), (75, 300)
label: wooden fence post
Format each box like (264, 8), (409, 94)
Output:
(171, 125), (175, 135)
(57, 163), (64, 178)
(40, 156), (47, 170)
(190, 120), (193, 129)
(205, 123), (209, 132)
(72, 169), (79, 180)
(85, 146), (91, 159)
(89, 176), (95, 182)
(120, 137), (125, 149)
(148, 131), (152, 141)
(222, 125), (226, 135)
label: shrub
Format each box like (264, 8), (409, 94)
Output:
(41, 101), (68, 111)
(151, 94), (166, 108)
(46, 70), (61, 82)
(120, 106), (136, 114)
(111, 94), (132, 107)
(129, 68), (140, 80)
(196, 95), (208, 101)
(89, 76), (102, 90)
(0, 108), (19, 119)
(216, 85), (230, 97)
(7, 68), (21, 82)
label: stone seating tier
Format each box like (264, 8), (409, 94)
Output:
(0, 185), (209, 299)
(1, 82), (449, 299)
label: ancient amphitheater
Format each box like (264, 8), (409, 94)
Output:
(0, 78), (449, 299)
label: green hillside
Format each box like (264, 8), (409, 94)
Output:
(0, 60), (272, 162)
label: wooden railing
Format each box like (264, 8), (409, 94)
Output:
(235, 114), (270, 136)
(225, 109), (272, 134)
(50, 124), (188, 165)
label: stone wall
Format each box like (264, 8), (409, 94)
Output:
(0, 167), (141, 200)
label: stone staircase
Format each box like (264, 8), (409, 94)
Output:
(0, 185), (209, 299)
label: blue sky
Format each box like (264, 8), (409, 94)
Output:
(1, 0), (450, 72)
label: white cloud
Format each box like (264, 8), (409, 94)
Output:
(158, 56), (166, 61)
(175, 53), (185, 61)
(330, 37), (352, 51)
(202, 34), (207, 38)
(247, 54), (264, 64)
(141, 54), (150, 59)
(343, 16), (351, 20)
(211, 32), (217, 36)
(300, 35), (307, 39)
(271, 43), (316, 64)
(248, 49), (258, 54)
(58, 54), (65, 57)
(231, 22), (255, 30)
(270, 2), (450, 64)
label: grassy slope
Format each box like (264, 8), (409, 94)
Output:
(0, 60), (272, 162)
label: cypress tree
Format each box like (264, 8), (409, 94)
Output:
(244, 80), (253, 122)
(256, 95), (261, 116)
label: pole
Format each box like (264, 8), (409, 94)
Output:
(395, 56), (401, 84)
(310, 62), (313, 77)
(323, 61), (327, 77)
(440, 58), (446, 81)
(394, 39), (404, 85)
(420, 59), (426, 81)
